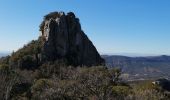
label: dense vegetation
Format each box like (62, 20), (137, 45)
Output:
(0, 39), (170, 100)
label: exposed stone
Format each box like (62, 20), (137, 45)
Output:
(40, 11), (104, 66)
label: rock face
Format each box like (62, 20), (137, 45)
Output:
(39, 12), (104, 66)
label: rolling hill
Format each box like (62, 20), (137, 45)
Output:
(103, 55), (170, 80)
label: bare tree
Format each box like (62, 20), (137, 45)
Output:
(0, 64), (20, 100)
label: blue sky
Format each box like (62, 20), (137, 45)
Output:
(0, 0), (170, 55)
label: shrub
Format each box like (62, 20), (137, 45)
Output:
(0, 69), (21, 100)
(31, 79), (52, 92)
(0, 64), (10, 74)
(9, 37), (44, 70)
(0, 56), (10, 65)
(112, 86), (131, 96)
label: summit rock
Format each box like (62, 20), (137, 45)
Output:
(39, 12), (104, 66)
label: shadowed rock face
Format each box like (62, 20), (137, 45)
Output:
(40, 12), (104, 66)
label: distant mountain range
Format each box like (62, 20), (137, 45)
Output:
(102, 55), (170, 81)
(0, 52), (9, 57)
(101, 52), (170, 57)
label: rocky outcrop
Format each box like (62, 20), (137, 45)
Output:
(39, 12), (104, 66)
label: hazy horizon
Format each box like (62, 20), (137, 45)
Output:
(0, 0), (170, 55)
(0, 51), (169, 57)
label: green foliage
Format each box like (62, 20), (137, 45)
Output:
(133, 80), (158, 91)
(28, 66), (123, 99)
(10, 82), (32, 99)
(44, 12), (61, 20)
(9, 37), (44, 69)
(18, 55), (37, 70)
(1, 54), (170, 100)
(40, 12), (62, 31)
(112, 86), (131, 96)
(0, 64), (9, 74)
(1, 62), (170, 99)
(0, 64), (9, 71)
(127, 80), (170, 100)
(0, 56), (10, 65)
(31, 79), (52, 92)
(0, 68), (21, 100)
(10, 38), (43, 62)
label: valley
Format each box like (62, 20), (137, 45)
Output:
(103, 55), (170, 80)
